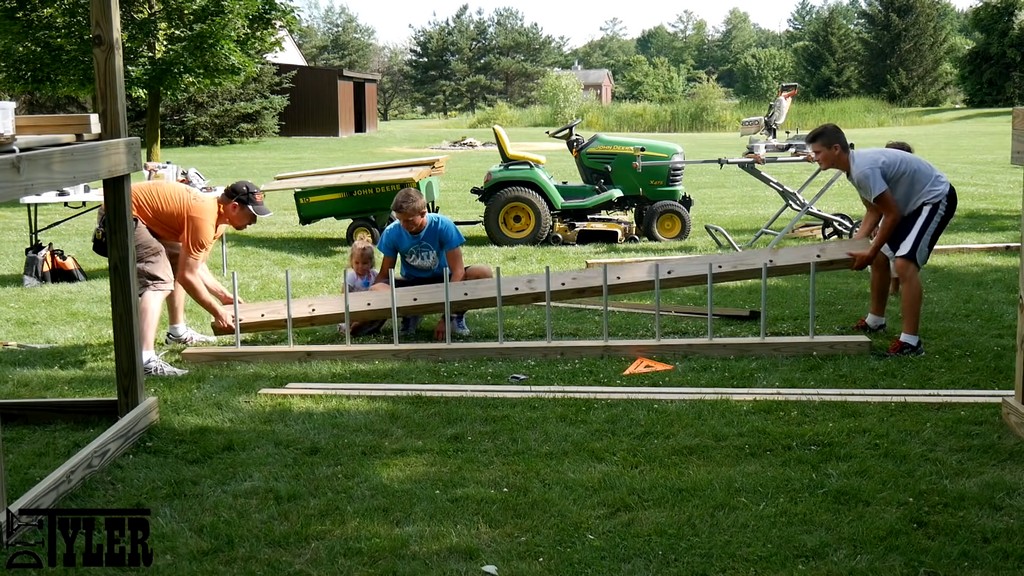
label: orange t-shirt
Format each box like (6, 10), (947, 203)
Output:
(130, 181), (224, 261)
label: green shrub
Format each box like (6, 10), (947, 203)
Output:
(535, 70), (585, 126)
(466, 101), (518, 129)
(156, 64), (290, 147)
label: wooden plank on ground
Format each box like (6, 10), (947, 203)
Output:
(274, 155), (448, 180)
(932, 243), (1020, 254)
(0, 396), (158, 540)
(15, 114), (101, 136)
(261, 383), (1008, 404)
(260, 165), (432, 192)
(585, 242), (1020, 268)
(0, 398), (118, 423)
(211, 238), (866, 335)
(184, 335), (869, 363)
(546, 299), (759, 319)
(0, 137), (142, 202)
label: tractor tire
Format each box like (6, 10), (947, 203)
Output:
(484, 187), (552, 246)
(346, 218), (381, 245)
(643, 200), (692, 242)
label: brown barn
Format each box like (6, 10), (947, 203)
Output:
(571, 66), (614, 105)
(274, 64), (380, 137)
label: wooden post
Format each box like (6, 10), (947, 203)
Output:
(92, 0), (144, 416)
(0, 417), (6, 516)
(1003, 108), (1024, 437)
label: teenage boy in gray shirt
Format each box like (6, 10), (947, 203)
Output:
(805, 123), (957, 356)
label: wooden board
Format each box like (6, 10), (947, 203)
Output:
(585, 242), (1020, 268)
(0, 396), (158, 541)
(0, 398), (118, 422)
(15, 114), (101, 136)
(541, 299), (759, 319)
(264, 383), (1009, 404)
(260, 165), (433, 192)
(932, 243), (1020, 254)
(210, 239), (866, 335)
(274, 155), (448, 180)
(0, 137), (142, 202)
(1013, 107), (1024, 166)
(183, 335), (870, 363)
(1003, 397), (1024, 438)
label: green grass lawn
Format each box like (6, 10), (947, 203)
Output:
(1, 109), (1023, 574)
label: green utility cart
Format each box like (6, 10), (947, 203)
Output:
(261, 156), (447, 244)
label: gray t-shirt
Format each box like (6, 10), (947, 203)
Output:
(848, 149), (950, 214)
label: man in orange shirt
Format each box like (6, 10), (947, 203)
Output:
(122, 180), (270, 376)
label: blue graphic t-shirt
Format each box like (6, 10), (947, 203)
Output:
(378, 213), (465, 279)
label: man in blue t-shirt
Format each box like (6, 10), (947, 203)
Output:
(372, 187), (493, 340)
(805, 123), (957, 357)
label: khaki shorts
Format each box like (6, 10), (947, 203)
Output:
(98, 207), (180, 296)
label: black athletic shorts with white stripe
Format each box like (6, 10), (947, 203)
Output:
(886, 185), (957, 269)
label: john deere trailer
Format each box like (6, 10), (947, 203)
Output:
(261, 156), (447, 244)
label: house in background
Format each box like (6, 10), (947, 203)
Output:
(571, 64), (614, 105)
(266, 29), (307, 66)
(265, 29), (379, 137)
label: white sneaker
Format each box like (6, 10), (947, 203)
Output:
(143, 354), (188, 377)
(165, 327), (218, 346)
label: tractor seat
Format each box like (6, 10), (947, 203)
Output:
(493, 125), (546, 165)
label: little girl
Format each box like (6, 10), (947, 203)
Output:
(339, 240), (381, 335)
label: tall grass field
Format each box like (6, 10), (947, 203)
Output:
(0, 108), (1022, 574)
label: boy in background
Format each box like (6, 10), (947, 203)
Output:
(371, 188), (492, 341)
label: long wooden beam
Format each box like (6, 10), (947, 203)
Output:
(183, 336), (869, 364)
(0, 396), (158, 540)
(541, 299), (759, 319)
(262, 383), (1009, 404)
(273, 155), (447, 180)
(585, 242), (1020, 268)
(213, 238), (867, 335)
(0, 398), (119, 423)
(0, 137), (142, 202)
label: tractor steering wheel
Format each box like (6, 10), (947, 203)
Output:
(547, 119), (582, 141)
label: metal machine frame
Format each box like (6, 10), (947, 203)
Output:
(633, 154), (856, 251)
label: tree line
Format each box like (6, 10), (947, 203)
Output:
(0, 0), (1021, 158)
(305, 0), (1022, 118)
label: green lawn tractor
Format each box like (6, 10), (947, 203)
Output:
(470, 120), (694, 246)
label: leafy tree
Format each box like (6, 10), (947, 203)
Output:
(158, 63), (291, 146)
(791, 2), (862, 99)
(484, 7), (563, 107)
(535, 70), (585, 125)
(734, 48), (796, 101)
(636, 25), (678, 64)
(600, 17), (628, 40)
(567, 35), (636, 85)
(617, 55), (686, 103)
(0, 0), (293, 161)
(858, 0), (957, 106)
(371, 43), (413, 121)
(667, 11), (713, 76)
(708, 8), (760, 89)
(786, 0), (819, 45)
(959, 0), (1024, 106)
(407, 5), (492, 115)
(293, 1), (376, 70)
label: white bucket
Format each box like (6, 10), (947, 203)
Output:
(0, 101), (15, 144)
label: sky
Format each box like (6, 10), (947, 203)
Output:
(346, 0), (980, 48)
